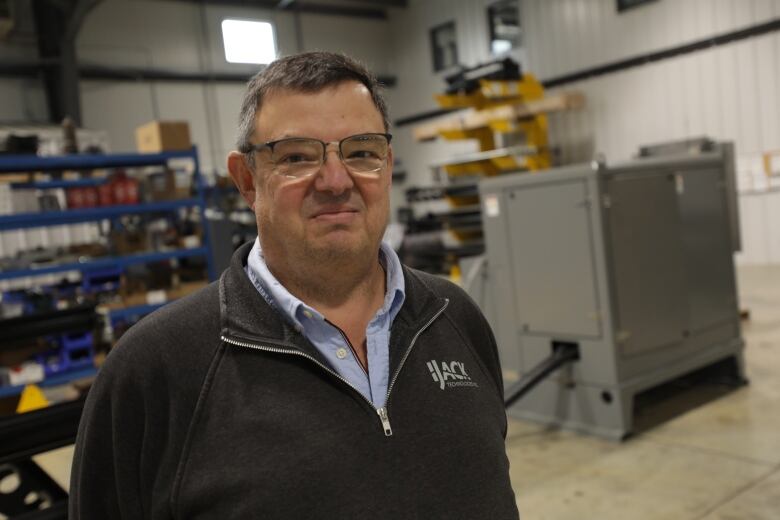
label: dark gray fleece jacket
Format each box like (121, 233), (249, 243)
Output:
(70, 242), (519, 519)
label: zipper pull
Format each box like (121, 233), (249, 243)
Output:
(377, 407), (393, 436)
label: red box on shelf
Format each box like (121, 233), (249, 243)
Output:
(82, 186), (99, 208)
(98, 183), (114, 206)
(66, 187), (84, 209)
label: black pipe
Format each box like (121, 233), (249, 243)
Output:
(504, 342), (580, 408)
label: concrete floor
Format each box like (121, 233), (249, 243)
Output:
(32, 265), (780, 518)
(506, 265), (780, 519)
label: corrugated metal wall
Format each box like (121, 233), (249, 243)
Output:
(521, 0), (780, 264)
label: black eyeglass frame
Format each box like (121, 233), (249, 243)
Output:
(242, 132), (393, 176)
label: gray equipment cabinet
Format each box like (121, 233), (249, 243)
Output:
(475, 143), (744, 440)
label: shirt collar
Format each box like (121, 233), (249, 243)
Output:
(245, 237), (406, 330)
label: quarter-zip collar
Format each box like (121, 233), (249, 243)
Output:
(219, 242), (448, 377)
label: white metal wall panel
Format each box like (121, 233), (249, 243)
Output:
(698, 46), (721, 140)
(80, 81), (156, 153)
(522, 0), (778, 81)
(544, 34), (780, 159)
(78, 0), (204, 72)
(299, 13), (393, 73)
(766, 191), (780, 262)
(755, 33), (780, 150)
(737, 194), (771, 264)
(212, 83), (251, 160)
(0, 79), (46, 121)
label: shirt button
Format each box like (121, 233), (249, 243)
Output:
(302, 310), (313, 319)
(336, 348), (348, 359)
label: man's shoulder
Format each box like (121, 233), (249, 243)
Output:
(104, 280), (221, 375)
(403, 266), (480, 314)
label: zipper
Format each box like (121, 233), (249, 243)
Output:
(377, 407), (392, 435)
(384, 299), (449, 405)
(324, 318), (368, 376)
(220, 298), (448, 438)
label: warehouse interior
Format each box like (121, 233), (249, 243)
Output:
(1, 0), (780, 517)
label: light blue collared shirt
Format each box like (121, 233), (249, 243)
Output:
(245, 237), (406, 409)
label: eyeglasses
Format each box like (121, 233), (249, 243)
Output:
(244, 133), (392, 179)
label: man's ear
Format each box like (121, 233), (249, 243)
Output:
(227, 151), (257, 211)
(385, 146), (394, 188)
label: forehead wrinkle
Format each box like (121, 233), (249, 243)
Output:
(255, 83), (384, 144)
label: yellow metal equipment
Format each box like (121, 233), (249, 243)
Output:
(431, 74), (553, 175)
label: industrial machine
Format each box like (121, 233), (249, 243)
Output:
(467, 141), (745, 439)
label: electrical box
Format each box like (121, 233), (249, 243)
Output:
(474, 143), (744, 439)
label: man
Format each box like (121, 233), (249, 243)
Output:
(71, 51), (519, 519)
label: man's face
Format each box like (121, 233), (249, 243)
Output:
(249, 81), (392, 270)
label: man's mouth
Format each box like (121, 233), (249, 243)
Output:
(311, 207), (359, 223)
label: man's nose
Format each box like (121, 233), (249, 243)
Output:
(314, 148), (354, 195)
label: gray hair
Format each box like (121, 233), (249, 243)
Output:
(236, 51), (390, 157)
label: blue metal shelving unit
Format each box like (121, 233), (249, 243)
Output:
(11, 178), (108, 189)
(0, 148), (197, 173)
(0, 367), (99, 398)
(0, 147), (217, 395)
(107, 302), (167, 322)
(0, 147), (215, 279)
(0, 199), (201, 231)
(0, 247), (210, 281)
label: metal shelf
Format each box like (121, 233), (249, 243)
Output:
(11, 178), (108, 189)
(0, 367), (97, 399)
(107, 302), (166, 322)
(0, 199), (201, 231)
(429, 144), (538, 168)
(0, 246), (209, 281)
(0, 148), (196, 174)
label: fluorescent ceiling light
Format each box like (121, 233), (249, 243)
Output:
(222, 19), (276, 64)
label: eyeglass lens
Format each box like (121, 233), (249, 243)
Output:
(271, 134), (388, 178)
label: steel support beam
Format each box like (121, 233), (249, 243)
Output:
(31, 0), (101, 126)
(0, 62), (397, 88)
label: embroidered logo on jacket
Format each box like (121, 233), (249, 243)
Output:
(426, 360), (479, 390)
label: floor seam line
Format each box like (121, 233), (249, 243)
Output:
(640, 435), (777, 468)
(688, 465), (780, 520)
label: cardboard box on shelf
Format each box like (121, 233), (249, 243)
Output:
(120, 290), (148, 309)
(135, 121), (191, 153)
(167, 280), (208, 301)
(143, 168), (192, 201)
(110, 229), (149, 255)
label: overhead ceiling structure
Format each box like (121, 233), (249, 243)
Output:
(166, 0), (407, 20)
(1, 0), (405, 125)
(32, 0), (103, 126)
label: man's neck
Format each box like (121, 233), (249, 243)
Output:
(268, 254), (386, 370)
(267, 252), (386, 322)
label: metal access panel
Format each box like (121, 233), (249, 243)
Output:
(504, 179), (600, 337)
(603, 172), (689, 356)
(674, 167), (740, 333)
(475, 143), (745, 440)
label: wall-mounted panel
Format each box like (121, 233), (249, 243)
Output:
(505, 179), (601, 337)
